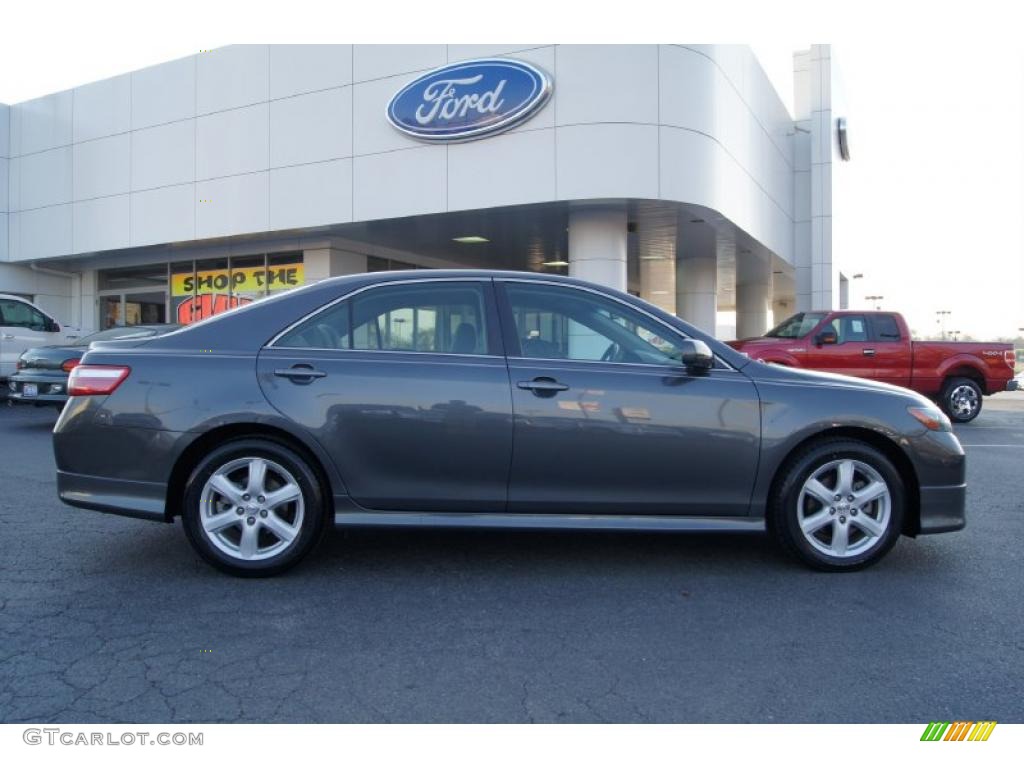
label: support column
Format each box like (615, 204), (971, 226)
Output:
(303, 247), (368, 282)
(568, 205), (627, 292)
(674, 223), (717, 335)
(735, 253), (773, 339)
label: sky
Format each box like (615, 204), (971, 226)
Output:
(2, 1), (1022, 340)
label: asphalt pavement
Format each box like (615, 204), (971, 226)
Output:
(1, 393), (1022, 723)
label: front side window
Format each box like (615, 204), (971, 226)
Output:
(0, 300), (48, 330)
(829, 315), (870, 343)
(276, 281), (490, 355)
(504, 283), (685, 365)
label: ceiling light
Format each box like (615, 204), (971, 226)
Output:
(542, 260), (569, 267)
(452, 236), (489, 244)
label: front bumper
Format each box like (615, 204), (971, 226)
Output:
(917, 483), (966, 534)
(1007, 378), (1020, 392)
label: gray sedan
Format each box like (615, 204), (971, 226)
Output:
(53, 271), (965, 576)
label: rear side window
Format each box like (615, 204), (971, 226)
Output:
(276, 282), (490, 355)
(870, 314), (902, 341)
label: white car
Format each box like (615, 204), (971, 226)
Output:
(0, 294), (78, 382)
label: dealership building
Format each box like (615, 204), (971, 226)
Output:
(0, 44), (849, 339)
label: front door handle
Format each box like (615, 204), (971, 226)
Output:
(1, 333), (13, 340)
(862, 348), (876, 356)
(274, 366), (327, 382)
(517, 377), (569, 394)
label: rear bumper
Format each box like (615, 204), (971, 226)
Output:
(57, 470), (169, 522)
(7, 372), (69, 404)
(917, 483), (966, 534)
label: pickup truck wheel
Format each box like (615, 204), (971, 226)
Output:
(769, 439), (904, 571)
(941, 377), (983, 423)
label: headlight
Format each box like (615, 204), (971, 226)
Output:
(908, 405), (952, 432)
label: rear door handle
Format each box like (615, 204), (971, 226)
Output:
(517, 377), (569, 394)
(274, 366), (327, 382)
(862, 349), (876, 356)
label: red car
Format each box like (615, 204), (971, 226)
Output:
(729, 310), (1018, 423)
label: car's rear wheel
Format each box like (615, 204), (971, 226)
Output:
(769, 439), (904, 571)
(181, 438), (327, 577)
(941, 377), (983, 423)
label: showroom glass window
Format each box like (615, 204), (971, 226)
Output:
(276, 282), (489, 355)
(504, 283), (684, 365)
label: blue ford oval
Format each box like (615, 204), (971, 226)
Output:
(386, 59), (552, 142)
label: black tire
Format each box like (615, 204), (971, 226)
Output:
(768, 439), (905, 571)
(181, 438), (328, 577)
(940, 377), (983, 423)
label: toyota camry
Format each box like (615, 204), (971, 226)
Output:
(53, 271), (966, 576)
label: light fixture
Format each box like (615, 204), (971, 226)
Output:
(542, 259), (569, 267)
(452, 236), (489, 244)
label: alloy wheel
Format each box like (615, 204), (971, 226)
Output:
(949, 384), (980, 419)
(796, 458), (892, 559)
(199, 456), (305, 561)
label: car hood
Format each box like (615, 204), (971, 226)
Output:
(727, 337), (793, 350)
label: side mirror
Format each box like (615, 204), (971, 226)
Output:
(815, 329), (838, 346)
(46, 319), (61, 333)
(675, 339), (714, 372)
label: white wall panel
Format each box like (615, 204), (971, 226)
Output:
(0, 104), (10, 158)
(0, 214), (7, 261)
(73, 74), (131, 143)
(270, 159), (352, 230)
(353, 45), (446, 82)
(131, 183), (195, 246)
(448, 128), (555, 211)
(196, 103), (269, 180)
(195, 172), (269, 239)
(132, 56), (196, 130)
(0, 158), (8, 212)
(555, 45), (658, 126)
(196, 45), (269, 115)
(73, 134), (130, 201)
(11, 91), (72, 156)
(557, 123), (658, 200)
(14, 205), (72, 260)
(73, 195), (129, 252)
(18, 146), (72, 210)
(270, 88), (352, 168)
(131, 120), (195, 191)
(270, 45), (353, 99)
(353, 73), (430, 156)
(353, 146), (445, 221)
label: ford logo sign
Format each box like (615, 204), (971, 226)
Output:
(386, 58), (551, 142)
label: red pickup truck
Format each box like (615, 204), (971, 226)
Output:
(728, 310), (1018, 422)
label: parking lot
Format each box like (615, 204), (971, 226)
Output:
(1, 394), (1022, 724)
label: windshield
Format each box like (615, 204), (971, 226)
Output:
(765, 312), (826, 339)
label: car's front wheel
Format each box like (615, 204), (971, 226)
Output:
(182, 438), (327, 577)
(769, 439), (905, 571)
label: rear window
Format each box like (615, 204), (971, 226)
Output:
(871, 314), (902, 341)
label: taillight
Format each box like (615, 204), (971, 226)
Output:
(67, 365), (131, 396)
(1005, 350), (1016, 368)
(61, 358), (81, 373)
